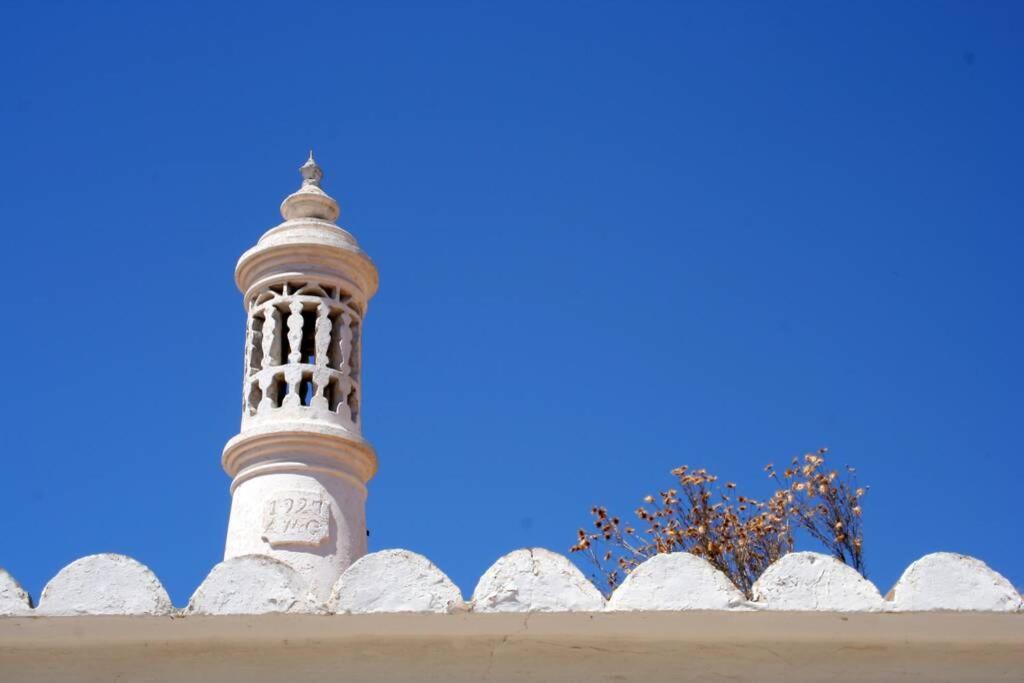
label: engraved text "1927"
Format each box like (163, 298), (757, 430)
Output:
(262, 492), (331, 547)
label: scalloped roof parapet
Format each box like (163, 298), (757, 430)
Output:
(751, 552), (885, 612)
(1, 550), (1019, 618)
(889, 552), (1022, 612)
(472, 548), (605, 613)
(35, 554), (172, 616)
(607, 552), (749, 611)
(188, 555), (319, 615)
(329, 549), (463, 614)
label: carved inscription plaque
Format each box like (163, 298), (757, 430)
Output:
(262, 491), (331, 547)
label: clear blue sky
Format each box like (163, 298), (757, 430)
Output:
(1, 2), (1021, 604)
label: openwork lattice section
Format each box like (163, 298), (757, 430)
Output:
(242, 281), (363, 428)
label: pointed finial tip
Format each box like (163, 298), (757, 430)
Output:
(299, 150), (323, 187)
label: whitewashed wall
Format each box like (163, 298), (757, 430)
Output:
(1, 549), (1020, 682)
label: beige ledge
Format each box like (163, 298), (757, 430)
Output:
(0, 612), (1020, 683)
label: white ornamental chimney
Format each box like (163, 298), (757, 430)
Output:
(221, 153), (379, 600)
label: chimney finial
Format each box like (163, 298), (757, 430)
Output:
(280, 151), (339, 222)
(300, 149), (323, 188)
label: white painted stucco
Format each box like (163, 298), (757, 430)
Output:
(471, 548), (606, 613)
(751, 551), (885, 612)
(188, 555), (317, 615)
(890, 552), (1023, 612)
(607, 552), (749, 611)
(329, 549), (463, 613)
(35, 554), (172, 616)
(6, 549), (1019, 619)
(0, 568), (31, 615)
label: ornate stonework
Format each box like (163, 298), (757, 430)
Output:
(221, 153), (379, 600)
(242, 280), (362, 428)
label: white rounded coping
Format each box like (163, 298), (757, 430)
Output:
(36, 554), (173, 616)
(188, 555), (317, 615)
(607, 552), (749, 611)
(0, 568), (32, 616)
(4, 550), (1020, 617)
(329, 549), (463, 614)
(751, 552), (884, 612)
(889, 552), (1022, 612)
(471, 548), (605, 613)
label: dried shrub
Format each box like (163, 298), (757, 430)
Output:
(570, 448), (866, 598)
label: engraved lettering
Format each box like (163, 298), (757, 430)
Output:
(261, 490), (331, 547)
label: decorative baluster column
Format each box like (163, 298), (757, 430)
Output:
(222, 153), (379, 601)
